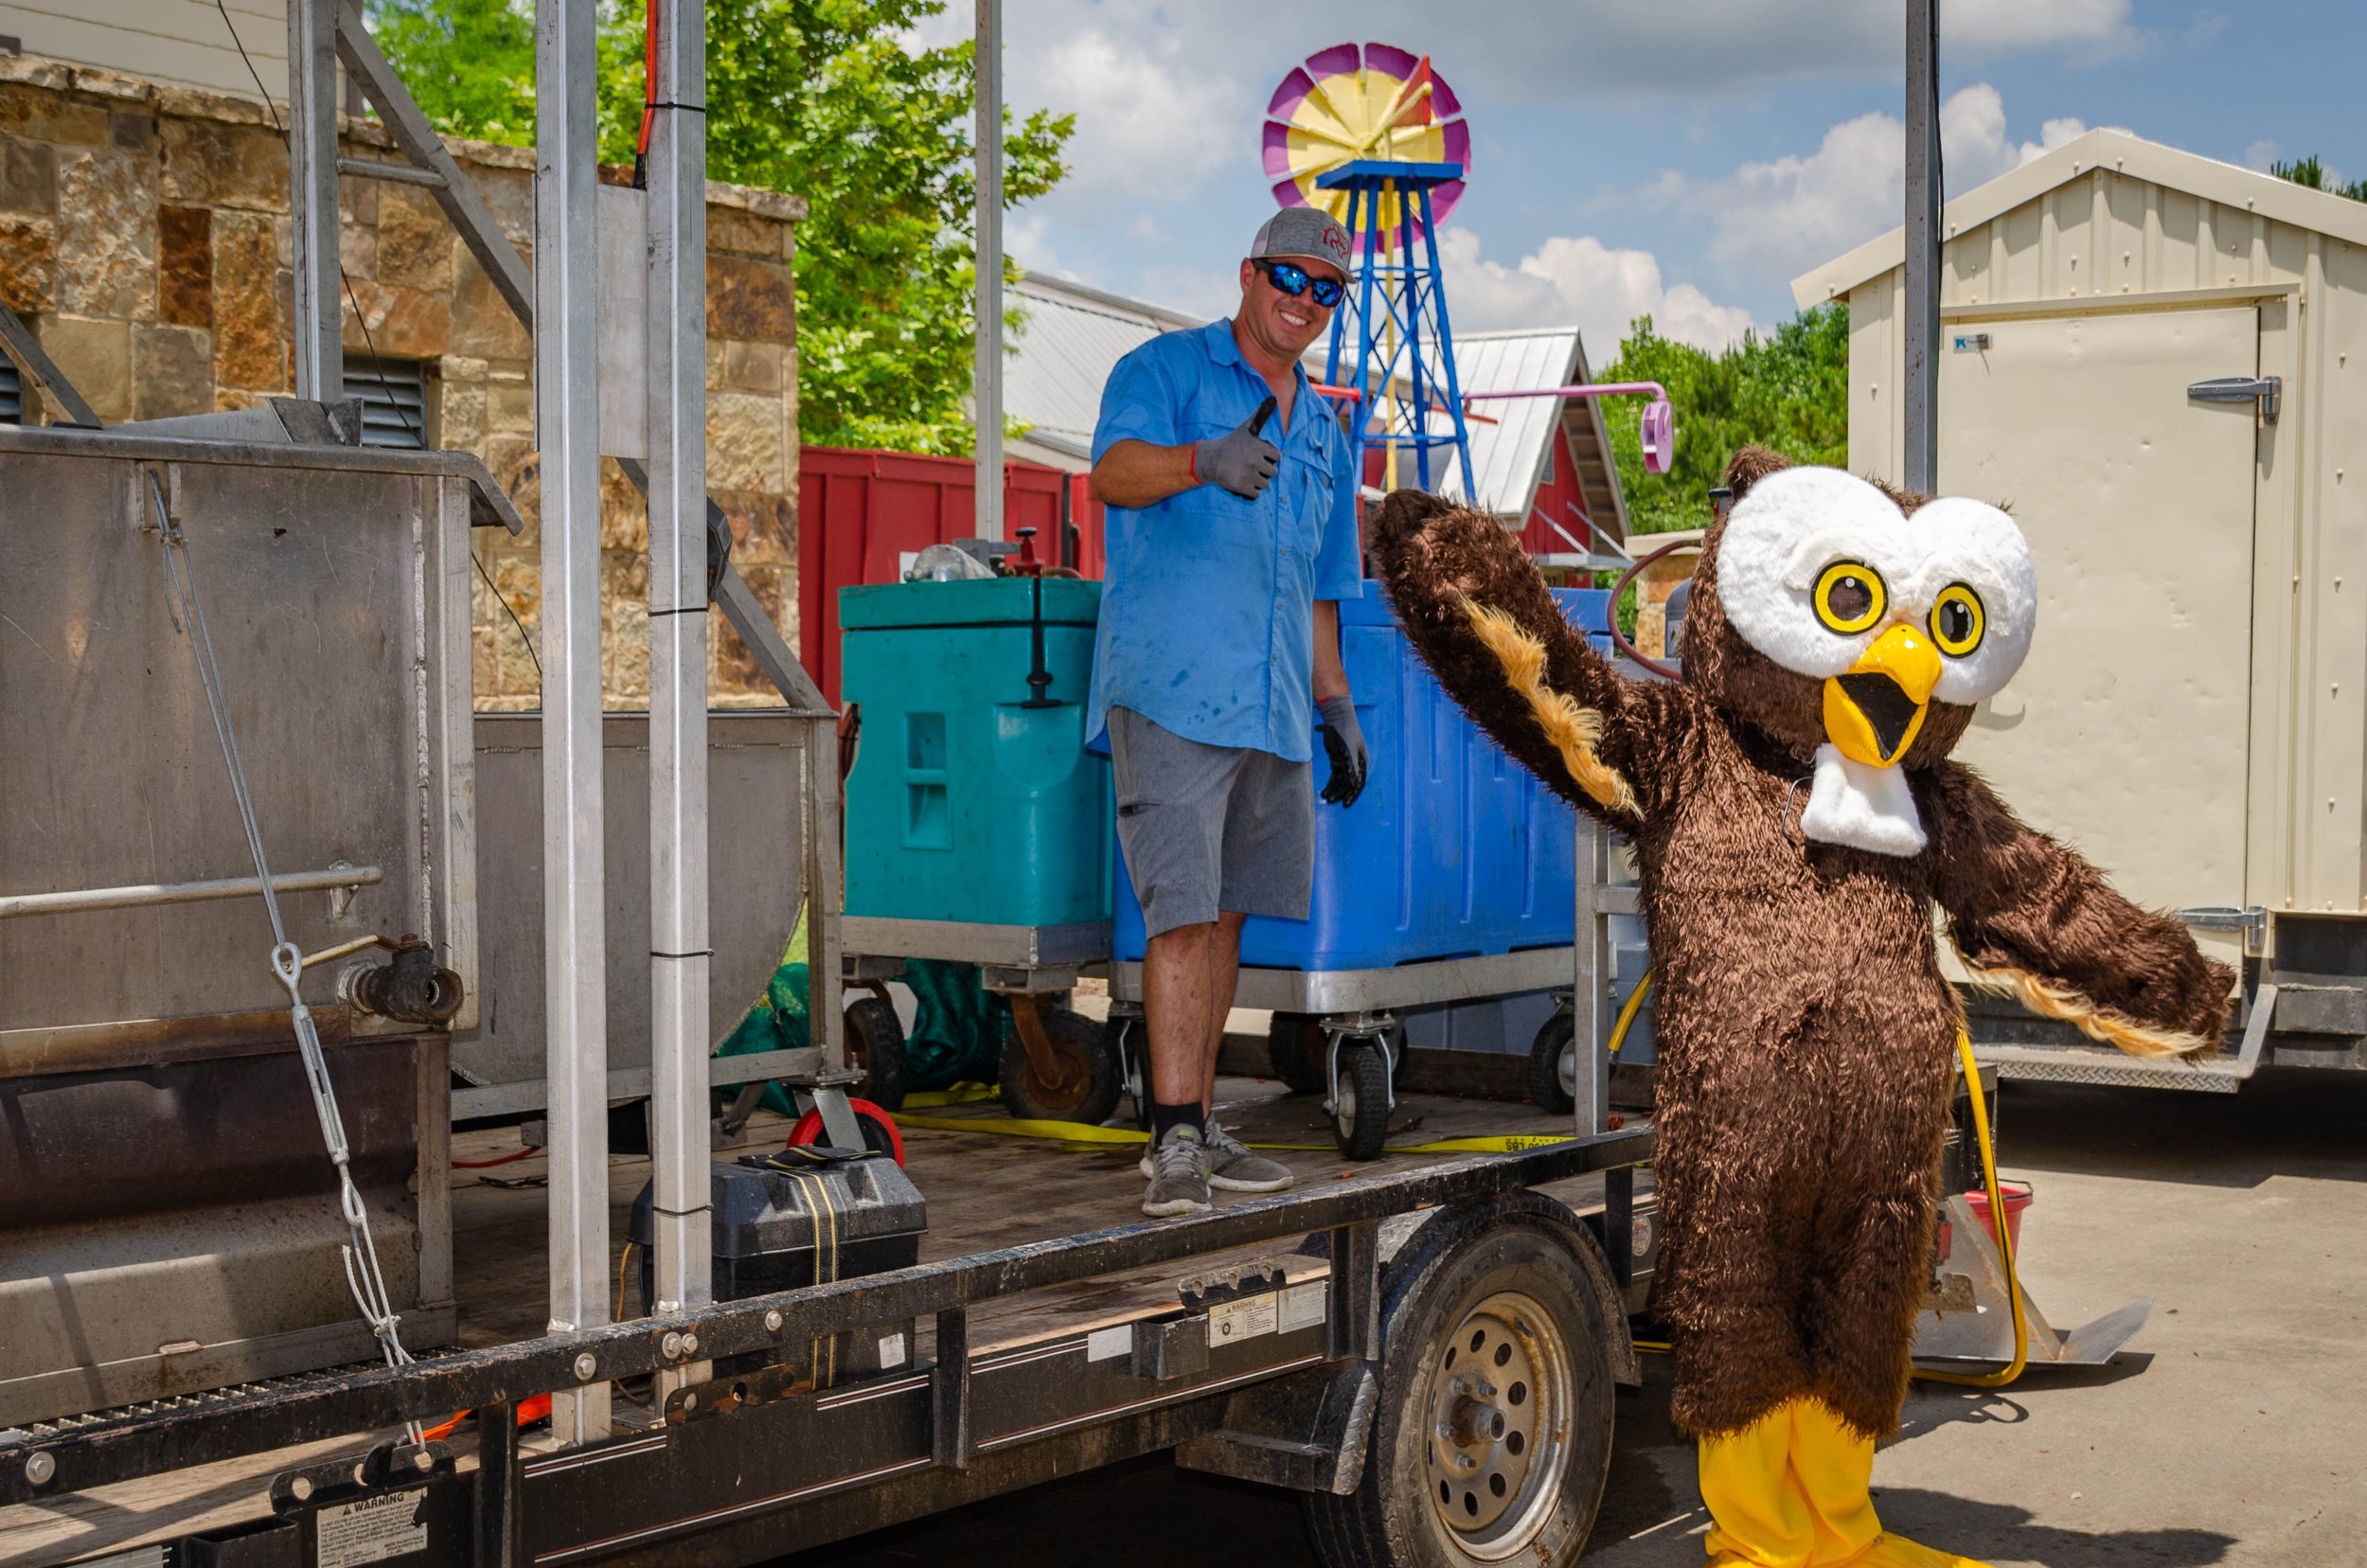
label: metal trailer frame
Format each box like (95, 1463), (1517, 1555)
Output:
(0, 1129), (1653, 1568)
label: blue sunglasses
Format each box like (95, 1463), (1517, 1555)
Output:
(1255, 258), (1345, 309)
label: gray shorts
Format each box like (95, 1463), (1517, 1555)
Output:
(1110, 707), (1313, 939)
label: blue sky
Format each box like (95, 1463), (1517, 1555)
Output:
(928, 1), (2367, 356)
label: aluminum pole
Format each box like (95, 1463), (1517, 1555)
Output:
(646, 0), (713, 1327)
(971, 0), (1004, 542)
(287, 0), (342, 400)
(1903, 0), (1942, 495)
(535, 0), (610, 1445)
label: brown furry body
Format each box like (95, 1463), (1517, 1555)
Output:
(1371, 460), (2234, 1440)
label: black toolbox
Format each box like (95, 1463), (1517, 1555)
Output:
(630, 1149), (926, 1383)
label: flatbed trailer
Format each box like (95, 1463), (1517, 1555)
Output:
(0, 1086), (1654, 1568)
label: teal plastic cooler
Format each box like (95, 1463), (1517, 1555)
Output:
(840, 578), (1112, 927)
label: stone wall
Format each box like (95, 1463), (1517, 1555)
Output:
(0, 54), (802, 710)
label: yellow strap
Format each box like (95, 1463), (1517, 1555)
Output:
(1911, 1029), (2030, 1388)
(899, 1082), (999, 1109)
(892, 1110), (1586, 1159)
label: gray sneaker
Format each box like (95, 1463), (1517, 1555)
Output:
(1138, 1120), (1294, 1194)
(1141, 1125), (1213, 1218)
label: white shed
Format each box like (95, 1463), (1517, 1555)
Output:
(1795, 128), (2367, 990)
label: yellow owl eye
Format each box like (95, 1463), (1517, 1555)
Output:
(1929, 583), (1985, 657)
(1812, 561), (1887, 635)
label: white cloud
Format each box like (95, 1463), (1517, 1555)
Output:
(1006, 211), (1062, 276)
(1436, 227), (1758, 355)
(2245, 139), (2280, 174)
(1024, 27), (1251, 202)
(1649, 84), (2103, 285)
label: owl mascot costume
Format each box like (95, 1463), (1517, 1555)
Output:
(1374, 449), (2234, 1568)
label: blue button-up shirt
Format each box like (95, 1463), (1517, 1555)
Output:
(1088, 319), (1364, 763)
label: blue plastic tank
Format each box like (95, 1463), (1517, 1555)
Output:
(1114, 585), (1611, 969)
(841, 578), (1112, 928)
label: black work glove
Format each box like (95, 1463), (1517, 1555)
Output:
(1193, 396), (1280, 499)
(1317, 694), (1368, 808)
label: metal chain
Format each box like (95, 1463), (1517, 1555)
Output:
(147, 473), (422, 1438)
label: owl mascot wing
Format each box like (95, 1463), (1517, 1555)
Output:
(1371, 455), (2233, 1568)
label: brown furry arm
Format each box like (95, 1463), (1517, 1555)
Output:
(1920, 761), (2237, 1060)
(1369, 489), (1667, 822)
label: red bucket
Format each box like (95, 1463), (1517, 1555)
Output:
(1963, 1180), (2034, 1256)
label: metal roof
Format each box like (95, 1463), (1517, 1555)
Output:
(1005, 274), (1628, 540)
(1006, 273), (1203, 462)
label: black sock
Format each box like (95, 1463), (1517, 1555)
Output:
(1151, 1099), (1201, 1144)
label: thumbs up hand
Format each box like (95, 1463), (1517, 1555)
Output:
(1192, 396), (1282, 499)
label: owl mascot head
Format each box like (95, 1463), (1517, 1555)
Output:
(1374, 449), (2234, 1568)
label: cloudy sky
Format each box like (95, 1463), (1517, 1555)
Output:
(920, 0), (2367, 355)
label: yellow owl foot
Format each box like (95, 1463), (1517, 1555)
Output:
(1699, 1399), (1991, 1568)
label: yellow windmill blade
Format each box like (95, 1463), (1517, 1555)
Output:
(1262, 42), (1470, 249)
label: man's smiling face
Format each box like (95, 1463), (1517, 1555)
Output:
(1237, 254), (1345, 363)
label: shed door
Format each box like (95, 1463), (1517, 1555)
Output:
(1939, 306), (2257, 956)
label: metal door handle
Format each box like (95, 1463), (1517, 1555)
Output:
(2188, 376), (2280, 423)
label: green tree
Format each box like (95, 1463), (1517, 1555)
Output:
(365, 0), (1073, 454)
(2270, 154), (2367, 203)
(1596, 303), (1850, 535)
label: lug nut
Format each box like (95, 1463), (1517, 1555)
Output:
(662, 1332), (685, 1359)
(23, 1452), (54, 1487)
(764, 1310), (783, 1333)
(682, 1333), (699, 1357)
(574, 1352), (598, 1382)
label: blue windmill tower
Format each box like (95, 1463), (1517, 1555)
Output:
(1263, 43), (1478, 501)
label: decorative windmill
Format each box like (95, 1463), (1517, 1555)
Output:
(1264, 42), (1478, 499)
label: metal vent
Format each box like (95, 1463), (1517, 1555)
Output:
(342, 355), (428, 448)
(0, 355), (22, 425)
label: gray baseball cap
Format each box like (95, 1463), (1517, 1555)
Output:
(1250, 208), (1352, 275)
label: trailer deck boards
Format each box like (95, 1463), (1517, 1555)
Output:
(1, 1078), (1630, 1567)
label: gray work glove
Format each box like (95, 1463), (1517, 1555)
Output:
(1317, 694), (1368, 808)
(1193, 395), (1279, 500)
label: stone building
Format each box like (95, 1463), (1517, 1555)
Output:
(0, 52), (803, 709)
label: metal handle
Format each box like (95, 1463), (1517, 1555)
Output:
(2187, 375), (2280, 423)
(0, 864), (383, 919)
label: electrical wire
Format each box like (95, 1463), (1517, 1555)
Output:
(454, 1144), (543, 1169)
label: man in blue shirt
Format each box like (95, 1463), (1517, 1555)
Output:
(1089, 208), (1371, 1217)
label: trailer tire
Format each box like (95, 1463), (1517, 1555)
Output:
(1305, 1201), (1618, 1568)
(1266, 1012), (1330, 1096)
(1332, 1043), (1392, 1162)
(999, 1008), (1123, 1125)
(1526, 1009), (1575, 1116)
(845, 995), (909, 1113)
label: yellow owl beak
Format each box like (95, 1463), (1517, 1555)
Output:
(1823, 624), (1942, 768)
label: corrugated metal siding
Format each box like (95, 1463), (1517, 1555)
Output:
(0, 357), (21, 426)
(1841, 160), (2367, 920)
(1006, 281), (1194, 460)
(1450, 330), (1576, 515)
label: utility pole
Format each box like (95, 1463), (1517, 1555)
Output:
(972, 0), (1004, 542)
(1903, 0), (1942, 494)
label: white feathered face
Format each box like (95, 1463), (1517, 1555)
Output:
(1714, 467), (2036, 768)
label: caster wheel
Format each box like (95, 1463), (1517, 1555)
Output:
(1266, 1011), (1331, 1096)
(1303, 1199), (1617, 1568)
(845, 994), (909, 1112)
(1333, 1041), (1393, 1161)
(999, 1005), (1123, 1125)
(1526, 1010), (1575, 1116)
(785, 1097), (906, 1165)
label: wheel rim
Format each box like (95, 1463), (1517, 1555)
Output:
(1424, 1290), (1572, 1559)
(1333, 1051), (1357, 1137)
(1556, 1042), (1576, 1101)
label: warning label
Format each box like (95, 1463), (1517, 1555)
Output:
(316, 1488), (430, 1568)
(1280, 1280), (1327, 1333)
(1206, 1292), (1278, 1347)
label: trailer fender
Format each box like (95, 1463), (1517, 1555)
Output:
(1174, 1192), (1637, 1496)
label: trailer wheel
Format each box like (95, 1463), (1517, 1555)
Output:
(845, 995), (909, 1113)
(999, 1007), (1123, 1125)
(1525, 1010), (1575, 1116)
(1267, 1012), (1331, 1096)
(1305, 1205), (1618, 1568)
(1333, 1042), (1392, 1161)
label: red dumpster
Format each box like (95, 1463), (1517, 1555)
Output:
(797, 447), (1104, 704)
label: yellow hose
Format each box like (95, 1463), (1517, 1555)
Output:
(1606, 970), (1654, 1058)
